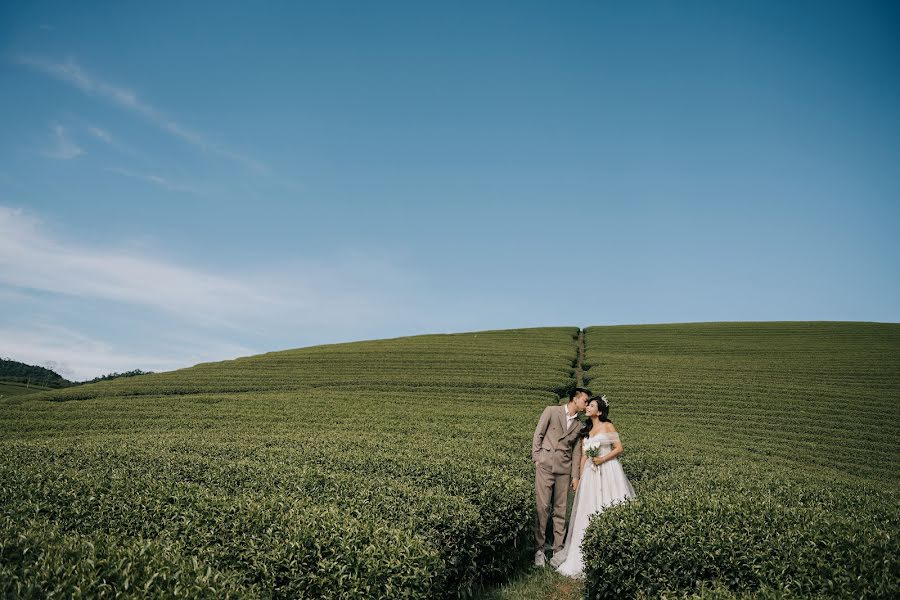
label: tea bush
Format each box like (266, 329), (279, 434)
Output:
(582, 466), (898, 598)
(1, 328), (579, 598)
(580, 322), (900, 598)
(4, 322), (897, 598)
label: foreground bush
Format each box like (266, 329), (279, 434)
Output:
(582, 467), (899, 599)
(581, 322), (900, 599)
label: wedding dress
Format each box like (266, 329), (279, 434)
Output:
(550, 431), (636, 578)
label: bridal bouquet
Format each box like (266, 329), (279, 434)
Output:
(583, 441), (604, 472)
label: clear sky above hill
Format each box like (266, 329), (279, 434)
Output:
(1, 1), (898, 379)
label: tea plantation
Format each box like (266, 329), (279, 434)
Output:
(0, 328), (579, 599)
(580, 322), (899, 599)
(0, 381), (51, 398)
(2, 322), (898, 599)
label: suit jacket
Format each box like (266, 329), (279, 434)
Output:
(532, 404), (584, 479)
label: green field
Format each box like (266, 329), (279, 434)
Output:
(0, 328), (578, 599)
(580, 322), (899, 598)
(0, 381), (51, 398)
(1, 323), (898, 599)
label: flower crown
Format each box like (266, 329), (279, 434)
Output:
(599, 394), (609, 408)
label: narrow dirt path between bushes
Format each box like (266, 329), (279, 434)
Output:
(574, 329), (585, 387)
(476, 328), (588, 600)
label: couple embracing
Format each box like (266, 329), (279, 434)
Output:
(531, 387), (636, 578)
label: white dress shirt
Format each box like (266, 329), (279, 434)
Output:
(565, 406), (578, 429)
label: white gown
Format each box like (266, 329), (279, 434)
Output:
(550, 431), (636, 578)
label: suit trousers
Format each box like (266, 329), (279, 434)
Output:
(534, 464), (569, 553)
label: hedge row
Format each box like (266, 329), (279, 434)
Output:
(580, 322), (900, 599)
(1, 327), (579, 598)
(582, 467), (899, 598)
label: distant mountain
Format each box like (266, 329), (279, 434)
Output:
(0, 359), (153, 388)
(0, 358), (72, 388)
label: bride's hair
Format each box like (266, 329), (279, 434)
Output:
(579, 394), (611, 436)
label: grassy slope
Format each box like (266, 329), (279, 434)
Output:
(486, 322), (900, 600)
(0, 328), (578, 599)
(579, 322), (899, 598)
(584, 321), (899, 486)
(2, 322), (897, 599)
(0, 381), (51, 398)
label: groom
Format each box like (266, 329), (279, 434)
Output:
(531, 387), (590, 567)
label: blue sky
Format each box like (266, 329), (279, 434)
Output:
(1, 1), (898, 379)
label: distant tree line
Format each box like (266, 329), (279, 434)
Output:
(0, 358), (153, 387)
(0, 358), (71, 388)
(81, 369), (154, 384)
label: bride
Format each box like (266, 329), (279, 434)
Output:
(550, 394), (636, 578)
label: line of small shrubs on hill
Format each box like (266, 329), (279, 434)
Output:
(36, 379), (572, 402)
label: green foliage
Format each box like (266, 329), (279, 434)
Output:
(580, 322), (900, 599)
(80, 369), (154, 385)
(4, 322), (897, 599)
(0, 358), (71, 388)
(582, 467), (898, 599)
(0, 328), (578, 598)
(1, 516), (250, 598)
(0, 381), (51, 398)
(477, 566), (582, 600)
(35, 328), (576, 402)
(0, 358), (153, 391)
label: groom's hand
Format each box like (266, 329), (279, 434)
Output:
(572, 478), (579, 492)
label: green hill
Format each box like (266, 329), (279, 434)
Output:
(579, 322), (899, 598)
(1, 323), (897, 599)
(583, 321), (899, 485)
(0, 358), (71, 389)
(0, 327), (579, 599)
(0, 380), (51, 398)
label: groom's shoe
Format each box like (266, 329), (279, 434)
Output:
(533, 550), (546, 568)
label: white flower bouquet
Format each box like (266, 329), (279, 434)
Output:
(584, 440), (604, 472)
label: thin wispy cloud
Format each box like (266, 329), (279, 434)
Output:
(0, 204), (428, 378)
(0, 323), (178, 380)
(105, 167), (203, 196)
(15, 55), (268, 174)
(0, 205), (417, 329)
(87, 125), (116, 145)
(80, 122), (137, 155)
(0, 206), (273, 322)
(42, 124), (83, 160)
(0, 322), (253, 381)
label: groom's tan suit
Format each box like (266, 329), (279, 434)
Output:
(532, 404), (583, 554)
